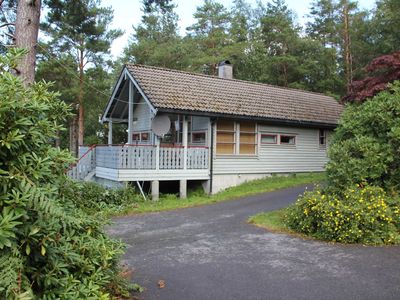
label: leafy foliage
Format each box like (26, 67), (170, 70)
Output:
(60, 180), (141, 215)
(327, 81), (400, 191)
(285, 82), (400, 245)
(285, 186), (400, 244)
(342, 52), (400, 103)
(0, 49), (130, 299)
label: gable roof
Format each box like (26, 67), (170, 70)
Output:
(122, 64), (343, 127)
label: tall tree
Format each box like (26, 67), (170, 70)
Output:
(122, 0), (183, 69)
(186, 0), (231, 75)
(259, 0), (301, 87)
(14, 0), (41, 85)
(42, 0), (122, 154)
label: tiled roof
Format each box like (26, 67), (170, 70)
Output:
(125, 64), (343, 126)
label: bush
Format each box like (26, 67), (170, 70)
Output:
(326, 81), (400, 191)
(60, 180), (141, 214)
(0, 49), (131, 299)
(285, 186), (400, 245)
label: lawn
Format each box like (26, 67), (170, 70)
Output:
(112, 172), (325, 216)
(248, 209), (292, 233)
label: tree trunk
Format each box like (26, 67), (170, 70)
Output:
(78, 49), (85, 146)
(342, 1), (353, 93)
(14, 0), (41, 85)
(69, 115), (78, 157)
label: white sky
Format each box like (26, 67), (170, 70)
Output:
(102, 0), (377, 59)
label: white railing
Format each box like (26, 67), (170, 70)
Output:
(159, 147), (184, 169)
(68, 145), (209, 180)
(67, 146), (96, 180)
(95, 145), (208, 170)
(187, 147), (209, 169)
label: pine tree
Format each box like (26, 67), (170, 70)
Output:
(42, 0), (122, 154)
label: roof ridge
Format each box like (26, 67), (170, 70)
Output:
(124, 63), (337, 99)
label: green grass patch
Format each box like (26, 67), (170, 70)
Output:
(248, 209), (292, 233)
(112, 172), (326, 216)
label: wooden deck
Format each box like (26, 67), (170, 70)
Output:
(68, 144), (210, 182)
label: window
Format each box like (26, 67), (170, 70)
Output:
(132, 133), (140, 142)
(132, 132), (150, 143)
(319, 129), (326, 147)
(239, 122), (257, 154)
(192, 132), (206, 144)
(141, 132), (149, 142)
(280, 135), (296, 145)
(216, 120), (257, 155)
(261, 134), (277, 144)
(216, 120), (235, 154)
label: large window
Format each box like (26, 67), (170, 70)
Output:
(216, 121), (257, 155)
(216, 121), (235, 154)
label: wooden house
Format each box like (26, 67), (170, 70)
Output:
(69, 61), (343, 199)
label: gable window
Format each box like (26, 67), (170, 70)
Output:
(261, 134), (277, 144)
(319, 129), (326, 147)
(216, 121), (235, 154)
(280, 135), (296, 145)
(239, 122), (257, 154)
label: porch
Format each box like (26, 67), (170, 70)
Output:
(68, 144), (209, 182)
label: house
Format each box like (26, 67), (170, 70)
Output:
(69, 61), (343, 199)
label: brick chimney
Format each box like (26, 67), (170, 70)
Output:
(218, 60), (233, 79)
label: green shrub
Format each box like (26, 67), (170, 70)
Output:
(326, 81), (400, 191)
(0, 49), (131, 299)
(60, 180), (141, 215)
(285, 186), (400, 244)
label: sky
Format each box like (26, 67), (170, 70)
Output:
(102, 0), (377, 59)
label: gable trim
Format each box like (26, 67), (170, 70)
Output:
(123, 68), (157, 115)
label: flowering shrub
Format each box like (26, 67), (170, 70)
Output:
(285, 186), (400, 245)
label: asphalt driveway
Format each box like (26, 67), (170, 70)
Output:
(108, 185), (400, 300)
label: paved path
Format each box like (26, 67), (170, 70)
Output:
(108, 185), (400, 300)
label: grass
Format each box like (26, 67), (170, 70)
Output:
(248, 209), (293, 233)
(111, 172), (326, 216)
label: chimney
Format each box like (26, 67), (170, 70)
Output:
(218, 60), (233, 79)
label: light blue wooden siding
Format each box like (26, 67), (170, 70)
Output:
(133, 97), (153, 131)
(213, 124), (332, 175)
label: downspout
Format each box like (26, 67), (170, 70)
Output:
(209, 119), (215, 194)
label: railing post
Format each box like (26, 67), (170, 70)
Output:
(183, 115), (188, 170)
(155, 137), (160, 170)
(108, 121), (113, 145)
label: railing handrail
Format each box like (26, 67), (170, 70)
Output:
(67, 144), (96, 171)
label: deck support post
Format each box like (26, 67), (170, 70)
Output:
(151, 180), (159, 201)
(108, 121), (113, 145)
(127, 80), (134, 144)
(180, 179), (187, 199)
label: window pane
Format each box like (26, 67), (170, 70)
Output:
(217, 143), (234, 154)
(319, 129), (326, 145)
(141, 132), (149, 141)
(240, 121), (255, 132)
(240, 144), (255, 154)
(240, 133), (255, 143)
(217, 132), (234, 143)
(192, 132), (206, 143)
(280, 135), (295, 145)
(217, 120), (234, 131)
(132, 133), (140, 141)
(261, 134), (277, 144)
